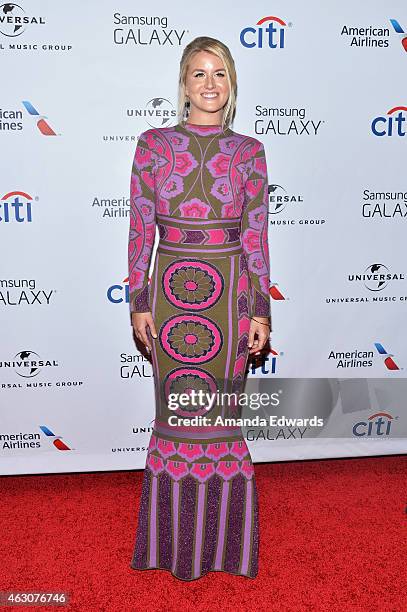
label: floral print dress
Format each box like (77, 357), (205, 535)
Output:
(128, 121), (271, 580)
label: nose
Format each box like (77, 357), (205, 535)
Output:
(205, 75), (215, 89)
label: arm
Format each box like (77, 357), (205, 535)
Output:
(241, 139), (271, 319)
(128, 130), (157, 316)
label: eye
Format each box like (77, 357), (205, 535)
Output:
(193, 71), (226, 78)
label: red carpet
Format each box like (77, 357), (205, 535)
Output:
(0, 455), (405, 611)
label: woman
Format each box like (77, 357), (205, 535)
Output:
(128, 36), (271, 580)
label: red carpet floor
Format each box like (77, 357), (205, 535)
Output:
(0, 454), (405, 612)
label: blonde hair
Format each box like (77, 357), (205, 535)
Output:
(177, 36), (237, 130)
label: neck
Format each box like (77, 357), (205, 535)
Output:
(186, 114), (223, 126)
(180, 121), (226, 136)
(186, 121), (222, 126)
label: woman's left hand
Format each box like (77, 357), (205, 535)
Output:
(248, 317), (271, 355)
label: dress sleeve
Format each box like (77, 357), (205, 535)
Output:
(128, 130), (157, 315)
(241, 139), (271, 318)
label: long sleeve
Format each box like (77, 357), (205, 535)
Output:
(241, 139), (271, 318)
(128, 130), (157, 314)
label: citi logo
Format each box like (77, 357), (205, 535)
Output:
(0, 190), (34, 222)
(107, 276), (151, 305)
(352, 412), (396, 437)
(108, 277), (130, 305)
(240, 15), (290, 49)
(247, 347), (280, 375)
(371, 105), (407, 136)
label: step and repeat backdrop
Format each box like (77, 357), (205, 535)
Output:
(1, 1), (406, 475)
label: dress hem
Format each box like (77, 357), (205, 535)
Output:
(129, 562), (258, 582)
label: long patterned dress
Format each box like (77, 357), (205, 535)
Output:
(128, 121), (271, 580)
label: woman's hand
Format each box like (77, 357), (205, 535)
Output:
(248, 317), (271, 356)
(131, 312), (157, 352)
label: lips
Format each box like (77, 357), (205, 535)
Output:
(201, 93), (218, 98)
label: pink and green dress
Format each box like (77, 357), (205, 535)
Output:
(128, 121), (271, 580)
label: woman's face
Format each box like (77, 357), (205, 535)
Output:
(184, 50), (230, 121)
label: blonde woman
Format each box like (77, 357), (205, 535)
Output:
(128, 36), (271, 580)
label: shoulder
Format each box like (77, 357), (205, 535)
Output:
(138, 125), (172, 139)
(136, 126), (173, 148)
(136, 127), (153, 142)
(229, 128), (265, 150)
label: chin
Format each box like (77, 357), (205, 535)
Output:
(193, 103), (226, 115)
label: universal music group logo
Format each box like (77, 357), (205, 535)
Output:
(0, 2), (72, 51)
(0, 2), (45, 37)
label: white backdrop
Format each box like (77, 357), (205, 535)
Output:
(1, 1), (406, 475)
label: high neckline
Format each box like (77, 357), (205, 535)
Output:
(179, 122), (229, 137)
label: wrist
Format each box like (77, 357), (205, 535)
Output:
(250, 316), (272, 328)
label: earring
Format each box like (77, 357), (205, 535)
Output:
(183, 97), (190, 121)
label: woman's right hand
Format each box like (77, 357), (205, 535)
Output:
(131, 312), (158, 352)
